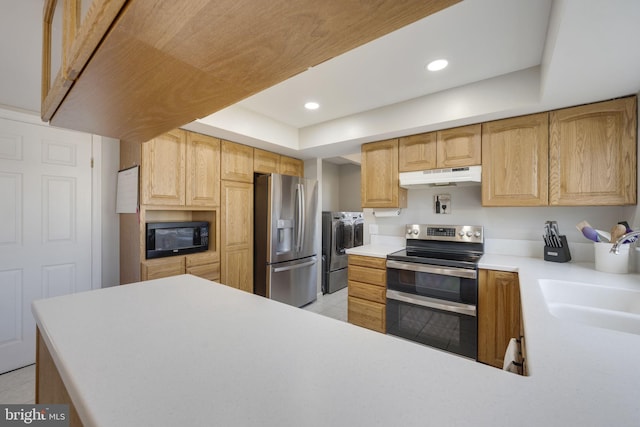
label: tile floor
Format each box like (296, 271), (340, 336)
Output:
(0, 364), (35, 404)
(302, 286), (348, 322)
(0, 287), (348, 405)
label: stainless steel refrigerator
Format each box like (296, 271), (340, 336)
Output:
(254, 174), (319, 307)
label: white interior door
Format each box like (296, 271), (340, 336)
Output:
(0, 118), (93, 374)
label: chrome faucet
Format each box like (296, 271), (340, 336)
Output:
(609, 230), (640, 254)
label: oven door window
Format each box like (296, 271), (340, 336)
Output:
(386, 297), (477, 359)
(387, 267), (476, 305)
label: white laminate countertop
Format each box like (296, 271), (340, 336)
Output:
(32, 259), (640, 426)
(345, 244), (404, 258)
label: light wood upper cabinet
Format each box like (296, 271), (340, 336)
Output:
(186, 132), (220, 207)
(279, 155), (304, 177)
(361, 139), (407, 208)
(221, 141), (254, 183)
(254, 149), (280, 174)
(436, 124), (481, 168)
(42, 0), (127, 123)
(478, 269), (521, 369)
(549, 97), (637, 206)
(482, 113), (549, 206)
(398, 125), (480, 172)
(254, 150), (304, 177)
(141, 130), (186, 206)
(141, 130), (221, 208)
(220, 181), (253, 292)
(399, 132), (437, 172)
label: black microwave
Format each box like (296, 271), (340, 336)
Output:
(145, 221), (209, 259)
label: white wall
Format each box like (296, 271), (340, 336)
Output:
(321, 161), (361, 212)
(338, 164), (361, 211)
(100, 137), (120, 287)
(321, 161), (340, 211)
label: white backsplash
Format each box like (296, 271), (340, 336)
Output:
(363, 185), (640, 263)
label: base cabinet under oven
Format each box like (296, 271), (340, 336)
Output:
(386, 290), (477, 359)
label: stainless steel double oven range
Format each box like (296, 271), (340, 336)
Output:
(386, 224), (484, 359)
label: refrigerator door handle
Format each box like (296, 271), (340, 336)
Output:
(272, 257), (317, 273)
(299, 183), (305, 251)
(295, 183), (303, 252)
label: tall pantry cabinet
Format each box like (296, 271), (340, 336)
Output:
(220, 141), (254, 293)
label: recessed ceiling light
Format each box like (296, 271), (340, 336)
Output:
(426, 59), (448, 72)
(304, 101), (320, 110)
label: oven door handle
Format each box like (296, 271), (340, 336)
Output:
(386, 260), (477, 279)
(386, 290), (477, 317)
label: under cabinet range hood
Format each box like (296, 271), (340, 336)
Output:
(399, 165), (481, 188)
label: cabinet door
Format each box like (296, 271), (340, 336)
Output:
(141, 257), (185, 281)
(221, 140), (254, 183)
(348, 281), (386, 304)
(254, 148), (280, 174)
(186, 132), (220, 207)
(436, 124), (481, 168)
(348, 296), (386, 333)
(361, 139), (407, 208)
(186, 263), (220, 282)
(549, 97), (636, 205)
(482, 113), (549, 206)
(347, 265), (386, 287)
(221, 181), (253, 292)
(478, 269), (521, 369)
(279, 155), (304, 177)
(348, 254), (387, 269)
(141, 129), (186, 206)
(399, 132), (437, 172)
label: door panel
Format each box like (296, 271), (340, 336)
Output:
(0, 118), (93, 373)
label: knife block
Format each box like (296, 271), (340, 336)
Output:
(544, 235), (571, 263)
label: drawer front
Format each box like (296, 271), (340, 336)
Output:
(348, 265), (386, 287)
(348, 254), (387, 269)
(348, 280), (386, 304)
(186, 251), (219, 267)
(141, 257), (185, 281)
(348, 296), (386, 333)
(187, 262), (220, 281)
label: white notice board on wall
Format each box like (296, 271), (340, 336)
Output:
(116, 166), (139, 213)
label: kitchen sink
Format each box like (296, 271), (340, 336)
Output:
(538, 279), (640, 335)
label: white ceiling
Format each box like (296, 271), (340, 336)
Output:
(1, 0), (640, 163)
(237, 0), (551, 129)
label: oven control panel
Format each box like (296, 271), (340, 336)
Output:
(405, 224), (483, 243)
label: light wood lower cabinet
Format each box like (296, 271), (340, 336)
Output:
(36, 329), (83, 426)
(141, 252), (220, 282)
(347, 255), (387, 333)
(478, 269), (521, 369)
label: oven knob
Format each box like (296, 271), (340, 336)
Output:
(474, 231), (481, 238)
(466, 231), (473, 237)
(412, 229), (419, 236)
(458, 231), (465, 237)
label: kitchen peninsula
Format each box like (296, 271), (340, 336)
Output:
(33, 265), (640, 426)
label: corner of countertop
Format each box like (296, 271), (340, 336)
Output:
(346, 244), (404, 258)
